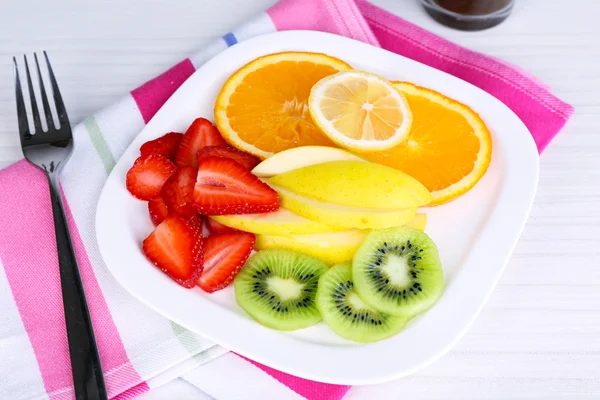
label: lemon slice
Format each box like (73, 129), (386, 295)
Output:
(308, 71), (412, 151)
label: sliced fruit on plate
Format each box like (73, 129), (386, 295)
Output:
(198, 232), (255, 293)
(255, 229), (368, 265)
(161, 166), (197, 219)
(352, 227), (444, 316)
(316, 263), (409, 343)
(196, 145), (260, 170)
(209, 208), (340, 235)
(251, 146), (365, 178)
(148, 196), (170, 226)
(126, 154), (177, 200)
(142, 215), (203, 288)
(206, 217), (238, 234)
(308, 70), (412, 152)
(269, 160), (431, 210)
(214, 52), (352, 159)
(361, 82), (493, 205)
(194, 157), (279, 215)
(174, 118), (226, 168)
(140, 132), (182, 160)
(234, 249), (328, 330)
(270, 184), (417, 230)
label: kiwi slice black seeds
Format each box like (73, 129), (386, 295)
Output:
(234, 249), (328, 331)
(250, 269), (317, 312)
(316, 263), (408, 342)
(353, 227), (444, 316)
(367, 242), (425, 298)
(333, 281), (384, 325)
(235, 228), (443, 341)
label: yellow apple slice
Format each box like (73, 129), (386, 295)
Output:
(251, 146), (365, 178)
(271, 185), (417, 229)
(209, 208), (341, 235)
(255, 214), (426, 265)
(255, 230), (369, 265)
(269, 161), (431, 210)
(408, 213), (427, 230)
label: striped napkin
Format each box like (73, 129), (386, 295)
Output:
(0, 0), (573, 399)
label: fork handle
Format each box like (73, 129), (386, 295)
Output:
(48, 177), (107, 400)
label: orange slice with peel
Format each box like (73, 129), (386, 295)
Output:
(360, 82), (492, 206)
(214, 52), (352, 159)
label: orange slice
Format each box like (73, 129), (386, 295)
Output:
(214, 52), (352, 159)
(360, 82), (492, 206)
(308, 71), (412, 151)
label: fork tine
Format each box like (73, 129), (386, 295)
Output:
(34, 53), (55, 130)
(13, 57), (31, 140)
(23, 55), (43, 134)
(44, 52), (70, 128)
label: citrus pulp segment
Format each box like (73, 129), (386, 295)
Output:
(214, 52), (352, 159)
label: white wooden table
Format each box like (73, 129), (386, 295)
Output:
(1, 0), (599, 398)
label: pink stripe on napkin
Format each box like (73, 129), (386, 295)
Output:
(0, 161), (142, 399)
(132, 59), (196, 123)
(112, 382), (150, 400)
(268, 0), (379, 46)
(238, 355), (350, 400)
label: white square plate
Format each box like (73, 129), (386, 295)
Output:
(96, 31), (539, 385)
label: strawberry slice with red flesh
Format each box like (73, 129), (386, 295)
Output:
(174, 118), (226, 169)
(143, 215), (203, 288)
(194, 157), (279, 215)
(197, 146), (260, 170)
(126, 154), (177, 200)
(148, 196), (170, 226)
(206, 217), (239, 234)
(198, 232), (255, 293)
(187, 214), (204, 233)
(140, 132), (182, 160)
(161, 166), (197, 219)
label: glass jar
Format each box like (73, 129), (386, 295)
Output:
(419, 0), (515, 31)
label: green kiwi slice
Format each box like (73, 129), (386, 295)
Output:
(353, 227), (444, 316)
(234, 249), (328, 331)
(316, 263), (409, 343)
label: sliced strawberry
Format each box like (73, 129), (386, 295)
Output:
(140, 132), (182, 160)
(161, 166), (197, 219)
(206, 217), (239, 234)
(193, 157), (279, 215)
(197, 232), (255, 293)
(142, 215), (203, 288)
(126, 154), (177, 200)
(174, 118), (226, 168)
(148, 196), (170, 226)
(187, 214), (204, 234)
(197, 146), (259, 170)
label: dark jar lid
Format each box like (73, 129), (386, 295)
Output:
(420, 0), (515, 31)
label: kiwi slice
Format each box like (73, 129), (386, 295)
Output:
(353, 227), (444, 316)
(316, 263), (409, 343)
(234, 249), (328, 331)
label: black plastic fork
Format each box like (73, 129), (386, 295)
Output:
(13, 52), (107, 400)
